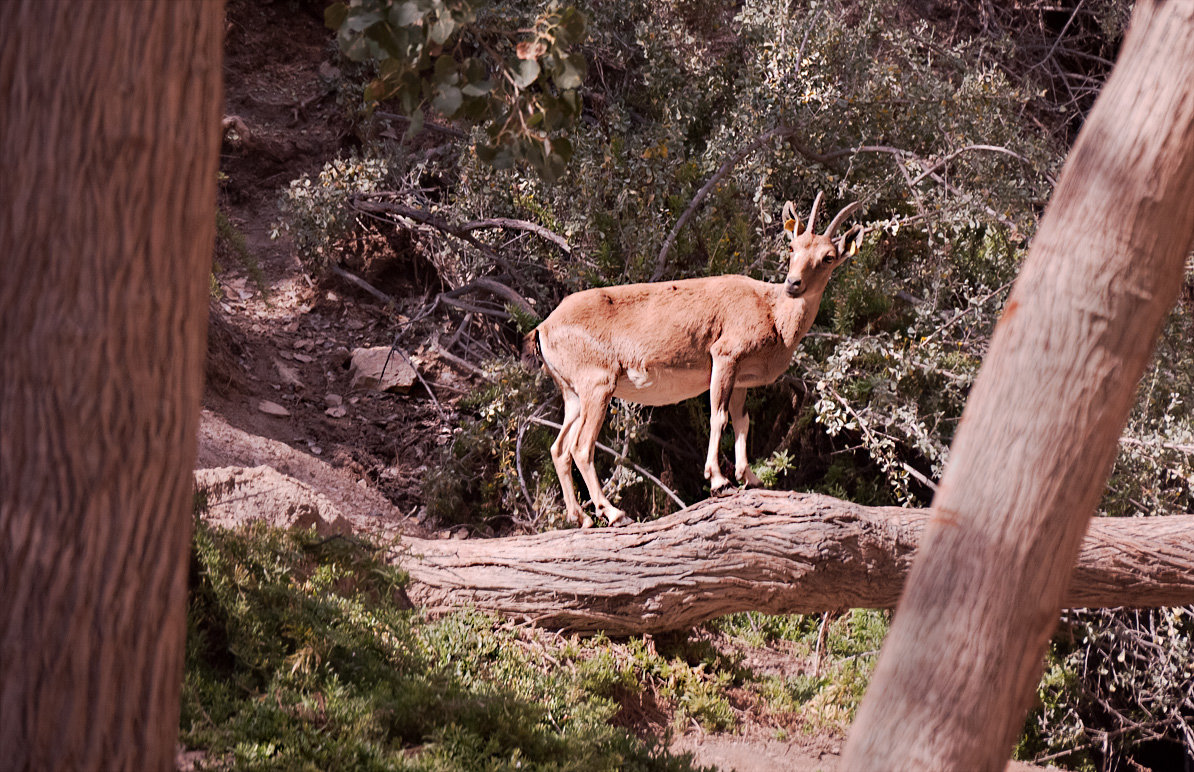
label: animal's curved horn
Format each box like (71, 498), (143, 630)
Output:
(806, 191), (824, 232)
(824, 201), (862, 239)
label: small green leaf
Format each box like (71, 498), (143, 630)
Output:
(344, 9), (383, 33)
(430, 15), (456, 45)
(379, 58), (404, 79)
(363, 80), (385, 103)
(364, 24), (404, 59)
(342, 34), (372, 63)
(558, 7), (587, 45)
(461, 79), (493, 97)
(542, 101), (567, 131)
(433, 85), (463, 116)
(404, 108), (425, 140)
(459, 96), (489, 121)
(521, 140), (544, 167)
(463, 57), (487, 82)
(512, 59), (540, 89)
(434, 54), (457, 82)
(324, 2), (348, 31)
(394, 1), (423, 27)
(544, 152), (568, 182)
(553, 54), (585, 90)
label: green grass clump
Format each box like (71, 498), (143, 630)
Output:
(709, 610), (890, 733)
(182, 519), (708, 771)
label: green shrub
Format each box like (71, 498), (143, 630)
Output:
(182, 518), (710, 770)
(273, 154), (391, 274)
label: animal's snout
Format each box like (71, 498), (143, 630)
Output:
(785, 277), (804, 297)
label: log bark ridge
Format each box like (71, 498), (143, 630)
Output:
(397, 491), (1194, 635)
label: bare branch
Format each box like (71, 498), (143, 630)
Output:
(375, 110), (467, 139)
(527, 415), (687, 510)
(330, 264), (395, 305)
(443, 277), (537, 318)
(350, 197), (521, 276)
(461, 217), (572, 254)
(907, 143), (1052, 187)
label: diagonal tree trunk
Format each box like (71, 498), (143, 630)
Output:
(398, 491), (1194, 635)
(843, 1), (1194, 769)
(0, 2), (223, 769)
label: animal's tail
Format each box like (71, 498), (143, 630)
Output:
(521, 327), (542, 370)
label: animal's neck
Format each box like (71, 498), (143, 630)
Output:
(774, 287), (823, 348)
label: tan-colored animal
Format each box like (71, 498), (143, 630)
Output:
(528, 194), (862, 528)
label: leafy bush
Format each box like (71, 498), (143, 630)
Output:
(433, 0), (1065, 516)
(1019, 606), (1194, 769)
(327, 0), (589, 180)
(273, 154), (392, 273)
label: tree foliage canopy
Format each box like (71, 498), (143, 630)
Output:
(328, 0), (588, 179)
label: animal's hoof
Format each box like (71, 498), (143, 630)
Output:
(710, 481), (734, 497)
(739, 472), (763, 488)
(606, 511), (631, 527)
(580, 516), (595, 529)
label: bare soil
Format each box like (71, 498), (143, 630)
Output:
(210, 0), (456, 528)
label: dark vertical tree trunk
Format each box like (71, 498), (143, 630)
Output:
(0, 2), (223, 769)
(843, 1), (1194, 769)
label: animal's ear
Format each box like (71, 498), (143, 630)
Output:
(782, 200), (799, 234)
(839, 225), (863, 256)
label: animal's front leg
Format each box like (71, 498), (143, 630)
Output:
(730, 386), (763, 487)
(704, 356), (736, 492)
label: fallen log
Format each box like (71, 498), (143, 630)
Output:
(395, 491), (1194, 635)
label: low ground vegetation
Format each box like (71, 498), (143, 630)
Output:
(183, 515), (893, 769)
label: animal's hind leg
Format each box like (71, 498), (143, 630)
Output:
(730, 386), (762, 487)
(550, 390), (591, 528)
(571, 385), (629, 526)
(704, 356), (737, 492)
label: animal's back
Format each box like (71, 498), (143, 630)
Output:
(537, 275), (781, 405)
(541, 275), (774, 354)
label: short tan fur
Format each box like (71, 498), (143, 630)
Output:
(532, 194), (862, 528)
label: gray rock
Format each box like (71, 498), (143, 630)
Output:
(348, 346), (417, 392)
(194, 465), (353, 537)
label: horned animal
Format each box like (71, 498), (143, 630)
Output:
(529, 194), (862, 528)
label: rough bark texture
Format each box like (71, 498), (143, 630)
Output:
(843, 2), (1194, 770)
(0, 3), (223, 770)
(399, 491), (1194, 635)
